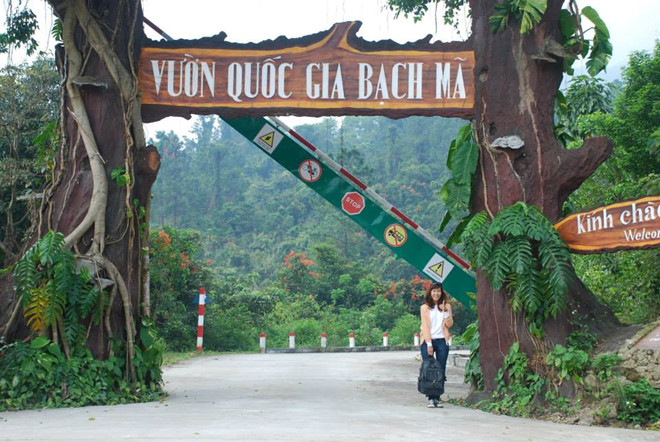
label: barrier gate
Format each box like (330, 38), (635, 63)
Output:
(221, 116), (476, 309)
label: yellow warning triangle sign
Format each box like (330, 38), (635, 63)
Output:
(429, 261), (444, 277)
(259, 131), (275, 147)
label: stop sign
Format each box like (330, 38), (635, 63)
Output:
(342, 192), (365, 215)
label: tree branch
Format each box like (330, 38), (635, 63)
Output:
(554, 136), (613, 209)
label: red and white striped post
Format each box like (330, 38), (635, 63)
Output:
(414, 333), (420, 346)
(196, 288), (206, 353)
(321, 333), (327, 348)
(259, 333), (267, 353)
(349, 332), (355, 348)
(289, 332), (296, 349)
(382, 332), (389, 347)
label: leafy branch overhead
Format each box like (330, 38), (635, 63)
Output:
(462, 203), (573, 336)
(387, 1), (611, 76)
(0, 2), (38, 55)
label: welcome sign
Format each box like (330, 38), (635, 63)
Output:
(554, 196), (660, 253)
(139, 22), (475, 122)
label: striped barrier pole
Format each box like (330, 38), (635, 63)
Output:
(349, 332), (355, 348)
(289, 332), (295, 349)
(414, 333), (420, 346)
(259, 333), (266, 353)
(196, 288), (206, 353)
(321, 333), (327, 348)
(382, 332), (389, 347)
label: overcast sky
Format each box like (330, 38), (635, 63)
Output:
(4, 0), (658, 134)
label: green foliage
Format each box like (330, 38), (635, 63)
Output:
(389, 313), (419, 346)
(554, 75), (616, 144)
(490, 342), (546, 416)
(14, 231), (99, 337)
(111, 167), (130, 187)
(439, 123), (479, 246)
(616, 379), (660, 425)
(204, 305), (259, 352)
(150, 115), (463, 286)
(566, 316), (598, 352)
(0, 338), (163, 411)
(559, 6), (612, 76)
(580, 7), (612, 76)
(0, 57), (59, 265)
(3, 232), (165, 410)
(149, 226), (215, 351)
(386, 0), (469, 28)
(591, 353), (621, 382)
(569, 43), (660, 324)
(0, 2), (38, 56)
(460, 321), (483, 390)
(462, 203), (572, 336)
(489, 0), (547, 35)
(545, 344), (589, 384)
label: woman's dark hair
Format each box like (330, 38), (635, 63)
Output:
(424, 282), (446, 307)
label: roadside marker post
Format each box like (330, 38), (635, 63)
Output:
(259, 333), (266, 353)
(196, 288), (206, 353)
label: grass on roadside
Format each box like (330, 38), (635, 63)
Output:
(163, 350), (225, 366)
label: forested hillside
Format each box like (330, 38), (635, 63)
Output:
(149, 116), (464, 283)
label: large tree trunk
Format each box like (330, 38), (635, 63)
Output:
(1, 0), (159, 370)
(469, 0), (618, 391)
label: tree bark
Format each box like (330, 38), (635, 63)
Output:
(1, 0), (158, 368)
(469, 0), (618, 391)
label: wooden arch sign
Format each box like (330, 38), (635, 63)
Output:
(139, 21), (475, 122)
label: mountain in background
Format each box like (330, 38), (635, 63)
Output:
(149, 116), (464, 283)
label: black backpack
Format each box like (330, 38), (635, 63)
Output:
(417, 358), (445, 396)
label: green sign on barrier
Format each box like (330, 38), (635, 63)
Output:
(222, 117), (476, 309)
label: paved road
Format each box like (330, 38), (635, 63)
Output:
(0, 351), (656, 441)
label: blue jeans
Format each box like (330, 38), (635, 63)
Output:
(420, 338), (448, 400)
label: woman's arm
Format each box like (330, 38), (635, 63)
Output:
(444, 302), (454, 329)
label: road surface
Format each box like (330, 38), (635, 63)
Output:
(0, 351), (656, 441)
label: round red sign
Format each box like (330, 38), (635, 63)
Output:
(342, 192), (365, 215)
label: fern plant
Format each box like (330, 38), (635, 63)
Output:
(13, 231), (99, 344)
(462, 202), (573, 336)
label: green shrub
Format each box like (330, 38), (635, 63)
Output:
(389, 313), (419, 346)
(0, 338), (163, 411)
(489, 342), (545, 417)
(204, 304), (259, 352)
(460, 321), (483, 390)
(592, 353), (622, 382)
(617, 379), (660, 425)
(545, 344), (589, 384)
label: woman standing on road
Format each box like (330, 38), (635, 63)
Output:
(419, 281), (453, 408)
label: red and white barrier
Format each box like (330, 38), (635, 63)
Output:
(349, 332), (355, 348)
(289, 332), (295, 349)
(321, 333), (327, 348)
(414, 333), (420, 346)
(259, 333), (266, 353)
(196, 288), (206, 353)
(382, 332), (389, 347)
